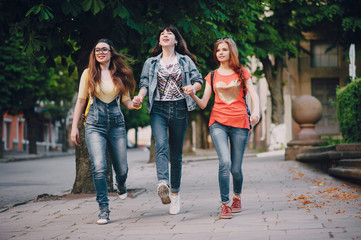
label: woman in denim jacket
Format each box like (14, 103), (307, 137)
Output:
(134, 25), (203, 215)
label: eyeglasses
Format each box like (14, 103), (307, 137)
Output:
(94, 48), (110, 55)
(217, 37), (230, 41)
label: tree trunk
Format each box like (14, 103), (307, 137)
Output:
(195, 112), (210, 149)
(182, 115), (194, 154)
(24, 108), (38, 154)
(260, 56), (285, 124)
(0, 113), (4, 158)
(72, 121), (95, 193)
(148, 133), (155, 163)
(135, 128), (138, 148)
(61, 118), (68, 152)
(195, 112), (204, 149)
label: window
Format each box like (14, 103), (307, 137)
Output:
(4, 121), (11, 150)
(311, 41), (338, 68)
(311, 78), (339, 135)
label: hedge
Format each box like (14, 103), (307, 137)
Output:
(336, 78), (361, 143)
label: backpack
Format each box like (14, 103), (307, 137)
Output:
(82, 71), (91, 125)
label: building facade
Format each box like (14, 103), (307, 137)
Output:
(2, 112), (62, 153)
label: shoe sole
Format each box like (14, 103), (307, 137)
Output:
(169, 210), (180, 215)
(158, 185), (171, 204)
(220, 215), (232, 219)
(169, 206), (180, 215)
(96, 220), (109, 225)
(231, 208), (241, 213)
(118, 193), (127, 200)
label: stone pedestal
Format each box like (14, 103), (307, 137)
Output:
(285, 140), (325, 160)
(285, 95), (324, 160)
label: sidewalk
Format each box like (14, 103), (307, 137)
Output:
(0, 149), (75, 163)
(0, 148), (360, 240)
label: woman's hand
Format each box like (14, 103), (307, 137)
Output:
(71, 127), (80, 146)
(250, 113), (260, 126)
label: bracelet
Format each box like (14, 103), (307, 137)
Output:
(134, 105), (142, 110)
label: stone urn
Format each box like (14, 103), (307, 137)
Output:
(292, 95), (322, 141)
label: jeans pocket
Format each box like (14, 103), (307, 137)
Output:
(176, 106), (186, 120)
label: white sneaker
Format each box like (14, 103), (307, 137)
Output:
(96, 211), (109, 225)
(116, 184), (127, 200)
(169, 194), (180, 215)
(157, 181), (171, 204)
(118, 192), (127, 200)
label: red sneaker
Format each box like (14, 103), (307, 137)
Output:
(231, 197), (242, 213)
(220, 204), (232, 219)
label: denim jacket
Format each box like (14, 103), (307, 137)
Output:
(139, 52), (203, 112)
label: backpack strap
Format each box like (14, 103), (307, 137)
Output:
(243, 88), (252, 129)
(210, 71), (214, 94)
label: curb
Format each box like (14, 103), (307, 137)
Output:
(0, 152), (75, 163)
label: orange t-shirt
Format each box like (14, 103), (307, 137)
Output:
(205, 68), (252, 129)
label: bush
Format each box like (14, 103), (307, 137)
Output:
(336, 78), (361, 143)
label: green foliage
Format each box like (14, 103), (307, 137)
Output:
(336, 78), (361, 143)
(319, 135), (345, 146)
(0, 34), (51, 114)
(317, 0), (361, 48)
(122, 97), (150, 131)
(40, 56), (78, 121)
(26, 4), (54, 20)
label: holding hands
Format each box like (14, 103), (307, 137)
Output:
(132, 95), (144, 109)
(182, 85), (196, 96)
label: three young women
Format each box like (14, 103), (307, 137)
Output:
(133, 25), (203, 215)
(71, 39), (141, 224)
(183, 37), (260, 219)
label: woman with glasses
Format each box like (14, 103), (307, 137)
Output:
(71, 39), (140, 224)
(183, 37), (260, 219)
(133, 25), (203, 215)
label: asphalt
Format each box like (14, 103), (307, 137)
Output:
(0, 148), (360, 240)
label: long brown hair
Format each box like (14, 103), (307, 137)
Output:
(87, 39), (136, 98)
(150, 25), (200, 66)
(213, 38), (246, 90)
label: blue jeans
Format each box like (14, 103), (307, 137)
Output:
(209, 122), (249, 204)
(150, 100), (188, 193)
(85, 97), (128, 212)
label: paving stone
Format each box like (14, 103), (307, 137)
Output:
(1, 153), (360, 240)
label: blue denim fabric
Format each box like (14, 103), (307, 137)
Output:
(85, 96), (128, 211)
(209, 122), (249, 204)
(150, 99), (188, 193)
(139, 52), (203, 113)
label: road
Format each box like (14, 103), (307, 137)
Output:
(0, 148), (150, 210)
(0, 155), (76, 209)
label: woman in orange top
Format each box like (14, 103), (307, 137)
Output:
(183, 37), (260, 219)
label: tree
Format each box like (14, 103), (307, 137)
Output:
(251, 0), (322, 124)
(0, 34), (55, 154)
(0, 36), (22, 157)
(1, 0), (265, 191)
(250, 0), (361, 125)
(316, 0), (361, 50)
(42, 56), (78, 152)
